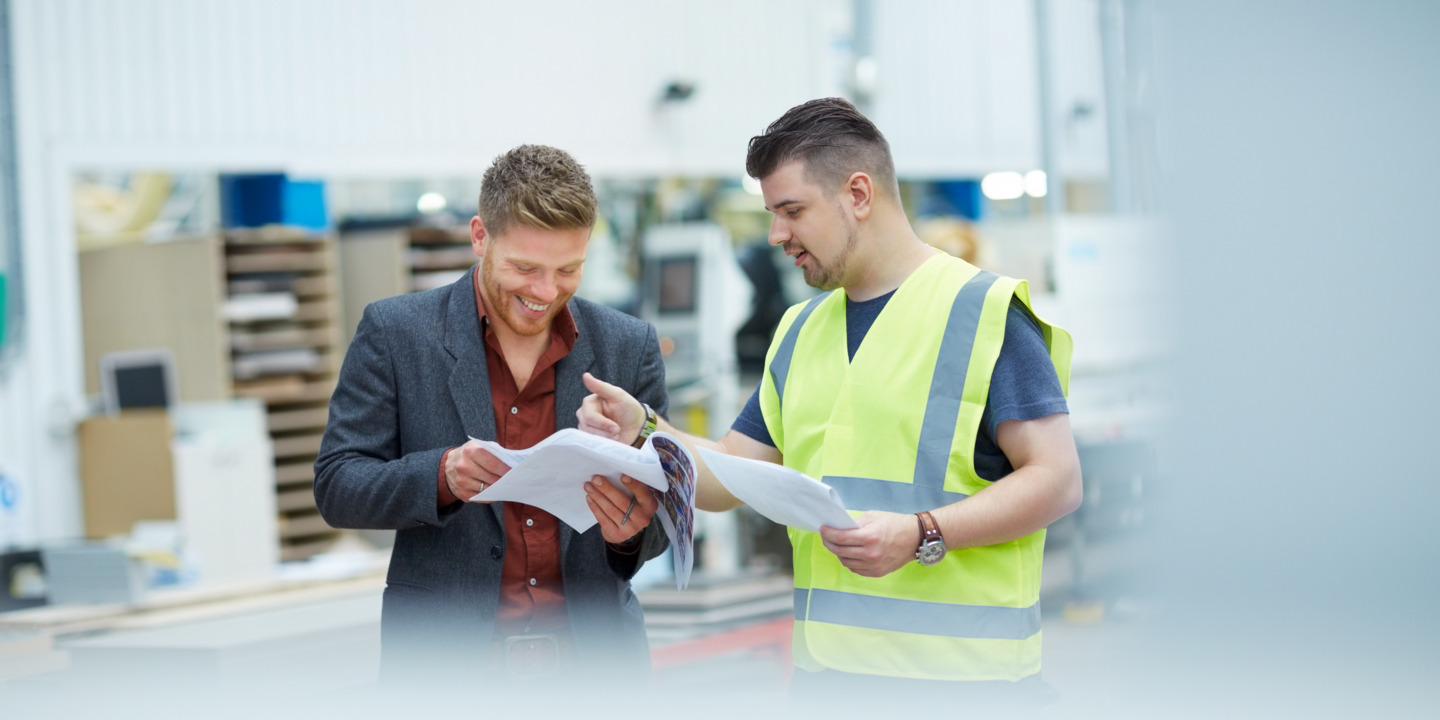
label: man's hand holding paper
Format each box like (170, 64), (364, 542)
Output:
(584, 474), (659, 545)
(444, 440), (511, 503)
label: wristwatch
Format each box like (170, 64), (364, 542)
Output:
(914, 511), (946, 566)
(631, 403), (658, 448)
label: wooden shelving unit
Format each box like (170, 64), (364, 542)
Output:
(223, 226), (345, 561)
(79, 229), (346, 564)
(406, 226), (474, 292)
(337, 225), (476, 345)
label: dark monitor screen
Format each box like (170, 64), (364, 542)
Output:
(114, 364), (171, 410)
(100, 349), (177, 414)
(658, 256), (697, 315)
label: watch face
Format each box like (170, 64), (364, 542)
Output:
(918, 540), (946, 566)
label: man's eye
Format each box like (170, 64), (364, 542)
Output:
(787, 209), (801, 218)
(559, 268), (578, 276)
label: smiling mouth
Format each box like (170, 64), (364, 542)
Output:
(519, 297), (550, 313)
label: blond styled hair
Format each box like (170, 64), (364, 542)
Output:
(478, 144), (597, 237)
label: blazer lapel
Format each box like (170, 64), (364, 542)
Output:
(555, 299), (596, 557)
(442, 267), (504, 526)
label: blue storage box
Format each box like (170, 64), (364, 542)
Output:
(220, 173), (330, 231)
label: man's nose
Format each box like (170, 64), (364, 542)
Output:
(532, 274), (559, 303)
(768, 217), (789, 246)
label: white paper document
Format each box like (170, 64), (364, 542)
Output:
(696, 448), (859, 533)
(467, 428), (696, 588)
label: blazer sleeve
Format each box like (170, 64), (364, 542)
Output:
(313, 303), (461, 530)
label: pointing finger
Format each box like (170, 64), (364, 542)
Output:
(578, 377), (619, 400)
(582, 372), (633, 404)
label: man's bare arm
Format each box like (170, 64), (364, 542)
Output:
(930, 412), (1082, 549)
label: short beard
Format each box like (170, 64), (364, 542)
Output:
(481, 251), (551, 337)
(804, 213), (859, 291)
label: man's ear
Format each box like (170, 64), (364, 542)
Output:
(847, 172), (875, 221)
(470, 215), (488, 259)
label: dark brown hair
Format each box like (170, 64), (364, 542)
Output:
(478, 144), (597, 237)
(745, 97), (897, 197)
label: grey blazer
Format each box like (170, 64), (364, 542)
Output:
(314, 268), (669, 683)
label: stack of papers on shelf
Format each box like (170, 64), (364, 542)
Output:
(232, 348), (321, 379)
(227, 273), (297, 294)
(229, 327), (310, 351)
(223, 292), (298, 322)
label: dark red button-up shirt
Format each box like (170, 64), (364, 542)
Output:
(437, 270), (577, 638)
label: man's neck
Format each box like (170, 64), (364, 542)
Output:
(843, 211), (938, 302)
(490, 318), (551, 360)
(476, 281), (551, 383)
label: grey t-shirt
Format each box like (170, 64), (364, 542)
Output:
(731, 291), (1068, 482)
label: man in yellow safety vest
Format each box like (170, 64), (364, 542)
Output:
(578, 97), (1082, 706)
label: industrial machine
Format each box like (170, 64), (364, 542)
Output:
(639, 223), (751, 578)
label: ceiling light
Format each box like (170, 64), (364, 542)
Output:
(416, 192), (447, 214)
(981, 172), (1025, 201)
(1024, 170), (1048, 198)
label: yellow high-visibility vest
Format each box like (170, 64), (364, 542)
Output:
(759, 252), (1073, 681)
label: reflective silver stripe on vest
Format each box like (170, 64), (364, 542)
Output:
(768, 292), (832, 407)
(822, 475), (969, 514)
(795, 588), (1041, 640)
(913, 271), (1000, 489)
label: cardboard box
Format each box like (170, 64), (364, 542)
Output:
(77, 411), (176, 539)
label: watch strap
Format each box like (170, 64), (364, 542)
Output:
(632, 403), (658, 449)
(916, 510), (943, 547)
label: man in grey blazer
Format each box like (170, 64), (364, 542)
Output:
(315, 145), (669, 688)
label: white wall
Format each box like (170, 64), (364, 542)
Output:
(15, 0), (850, 177)
(1044, 0), (1110, 179)
(871, 0), (1043, 177)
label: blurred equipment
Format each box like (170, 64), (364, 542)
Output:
(41, 545), (147, 605)
(1060, 438), (1155, 625)
(640, 223), (749, 402)
(98, 348), (178, 415)
(640, 223), (750, 577)
(917, 216), (987, 265)
(733, 240), (792, 376)
(0, 549), (46, 612)
(72, 172), (173, 251)
(1048, 216), (1169, 372)
(75, 400), (279, 586)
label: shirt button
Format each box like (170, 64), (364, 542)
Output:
(529, 578), (537, 586)
(510, 406), (518, 415)
(490, 545), (502, 560)
(525, 518), (534, 527)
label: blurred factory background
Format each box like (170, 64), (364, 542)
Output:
(0, 1), (1435, 717)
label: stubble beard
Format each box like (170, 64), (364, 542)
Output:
(481, 252), (558, 338)
(803, 222), (860, 292)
